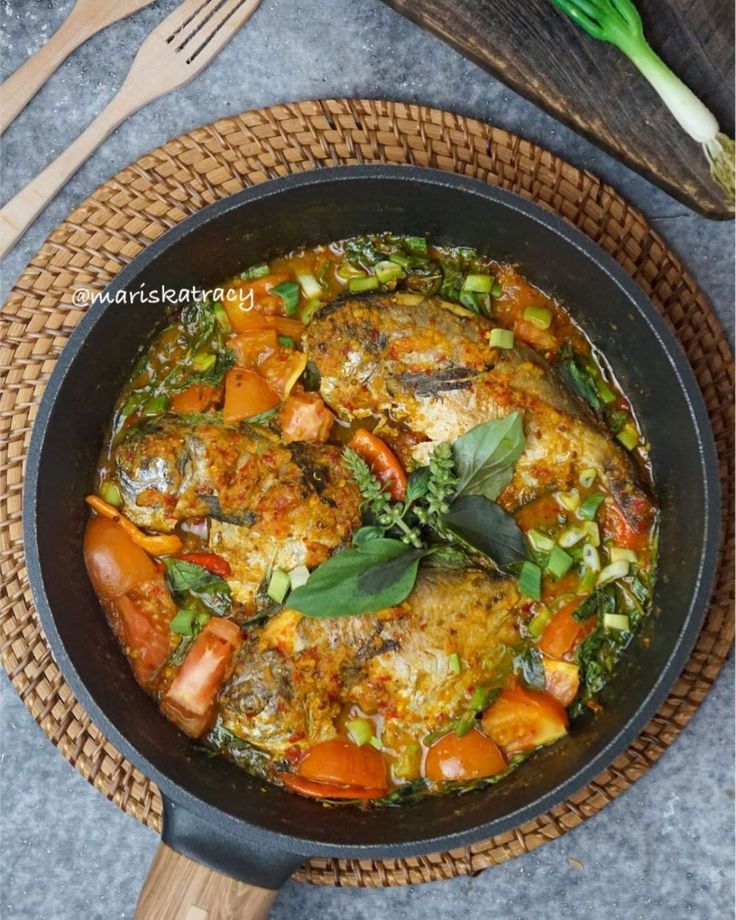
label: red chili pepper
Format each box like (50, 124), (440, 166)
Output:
(177, 552), (232, 577)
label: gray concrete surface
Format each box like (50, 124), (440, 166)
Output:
(1, 1), (734, 919)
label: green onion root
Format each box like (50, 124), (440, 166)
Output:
(704, 133), (736, 203)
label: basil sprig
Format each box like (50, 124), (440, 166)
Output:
(164, 557), (232, 617)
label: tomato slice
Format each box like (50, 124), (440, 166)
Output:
(84, 516), (157, 600)
(424, 728), (506, 782)
(514, 319), (557, 351)
(297, 737), (387, 791)
(348, 429), (407, 501)
(114, 582), (176, 686)
(176, 552), (232, 577)
(222, 368), (281, 423)
(278, 389), (335, 443)
(170, 384), (221, 414)
(543, 658), (580, 707)
(230, 329), (279, 368)
(162, 618), (242, 738)
(600, 498), (651, 551)
(259, 351), (308, 399)
(481, 685), (568, 756)
(539, 599), (595, 661)
(278, 773), (386, 800)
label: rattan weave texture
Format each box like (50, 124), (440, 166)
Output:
(0, 98), (733, 888)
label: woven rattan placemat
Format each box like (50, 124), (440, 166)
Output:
(1, 99), (733, 888)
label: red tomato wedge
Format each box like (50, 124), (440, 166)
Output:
(230, 329), (279, 368)
(114, 584), (175, 686)
(177, 552), (232, 577)
(348, 428), (407, 501)
(424, 729), (506, 782)
(278, 389), (335, 443)
(222, 368), (280, 423)
(259, 351), (308, 399)
(543, 658), (581, 707)
(84, 516), (157, 600)
(162, 618), (242, 738)
(482, 685), (568, 756)
(600, 498), (651, 551)
(539, 598), (594, 661)
(297, 738), (387, 792)
(278, 773), (386, 800)
(170, 384), (221, 414)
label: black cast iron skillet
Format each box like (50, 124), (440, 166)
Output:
(24, 166), (720, 917)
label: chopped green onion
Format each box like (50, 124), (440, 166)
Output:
(547, 545), (574, 579)
(449, 652), (462, 675)
(142, 395), (169, 418)
(270, 281), (300, 316)
(603, 612), (630, 632)
(278, 335), (295, 348)
(528, 604), (553, 638)
(610, 547), (638, 564)
(213, 302), (232, 333)
(578, 492), (605, 520)
(527, 529), (555, 553)
(241, 263), (270, 280)
(579, 468), (598, 488)
(403, 236), (428, 255)
(192, 351), (216, 373)
(369, 736), (383, 750)
(519, 561), (542, 600)
(597, 560), (630, 586)
(301, 298), (322, 324)
(288, 565), (310, 588)
(267, 568), (291, 603)
(462, 273), (493, 294)
(469, 686), (494, 710)
(582, 543), (601, 573)
(170, 608), (196, 636)
(556, 490), (580, 512)
(335, 261), (366, 282)
(577, 567), (598, 594)
(98, 481), (122, 508)
(491, 280), (503, 297)
(583, 521), (600, 547)
(597, 380), (617, 404)
(459, 290), (492, 317)
(558, 525), (586, 548)
(617, 424), (640, 451)
(297, 272), (322, 300)
(349, 275), (380, 293)
(523, 306), (553, 330)
(346, 717), (373, 746)
(489, 328), (515, 349)
(388, 252), (412, 268)
(375, 261), (404, 284)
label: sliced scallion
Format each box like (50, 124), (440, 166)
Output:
(192, 351), (216, 373)
(297, 272), (322, 300)
(142, 395), (169, 418)
(288, 564), (310, 588)
(603, 612), (630, 632)
(301, 298), (322, 324)
(597, 560), (630, 586)
(346, 717), (373, 747)
(270, 281), (300, 316)
(610, 547), (638, 564)
(579, 467), (598, 488)
(558, 524), (586, 548)
(449, 652), (462, 675)
(241, 263), (270, 280)
(489, 328), (515, 349)
(388, 252), (412, 268)
(617, 424), (639, 451)
(527, 529), (555, 553)
(267, 568), (291, 603)
(582, 543), (601, 573)
(523, 306), (553, 330)
(528, 604), (553, 638)
(278, 335), (295, 348)
(98, 481), (122, 508)
(556, 490), (580, 512)
(578, 492), (605, 520)
(213, 301), (232, 333)
(349, 275), (380, 293)
(583, 521), (601, 547)
(375, 261), (404, 284)
(369, 736), (383, 750)
(403, 236), (428, 256)
(462, 273), (493, 294)
(547, 545), (574, 579)
(577, 567), (598, 594)
(170, 608), (196, 636)
(597, 380), (617, 404)
(519, 561), (542, 600)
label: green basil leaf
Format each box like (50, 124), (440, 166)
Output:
(573, 584), (616, 622)
(356, 546), (426, 595)
(440, 494), (529, 567)
(451, 412), (525, 501)
(514, 646), (546, 690)
(406, 466), (431, 503)
(164, 558), (232, 616)
(164, 558), (212, 592)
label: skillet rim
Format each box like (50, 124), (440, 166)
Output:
(23, 164), (721, 859)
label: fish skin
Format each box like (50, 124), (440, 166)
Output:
(305, 294), (650, 519)
(218, 567), (521, 759)
(114, 417), (361, 608)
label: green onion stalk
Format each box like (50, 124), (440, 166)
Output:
(551, 0), (735, 204)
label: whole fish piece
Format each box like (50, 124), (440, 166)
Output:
(114, 417), (361, 608)
(218, 567), (521, 760)
(305, 294), (651, 525)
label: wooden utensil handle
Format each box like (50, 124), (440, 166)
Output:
(0, 7), (95, 135)
(136, 844), (278, 920)
(0, 90), (138, 258)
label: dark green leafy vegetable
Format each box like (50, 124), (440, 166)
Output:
(557, 344), (602, 411)
(451, 411), (525, 501)
(164, 558), (232, 617)
(573, 584), (616, 622)
(440, 495), (530, 567)
(514, 646), (546, 689)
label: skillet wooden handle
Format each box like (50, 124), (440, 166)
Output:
(136, 843), (278, 920)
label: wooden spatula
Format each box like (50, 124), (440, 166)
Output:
(0, 0), (156, 135)
(0, 0), (262, 258)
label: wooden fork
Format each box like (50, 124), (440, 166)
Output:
(0, 0), (156, 135)
(0, 0), (262, 258)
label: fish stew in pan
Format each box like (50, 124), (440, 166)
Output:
(84, 234), (657, 805)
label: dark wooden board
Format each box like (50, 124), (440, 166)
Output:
(381, 0), (735, 218)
